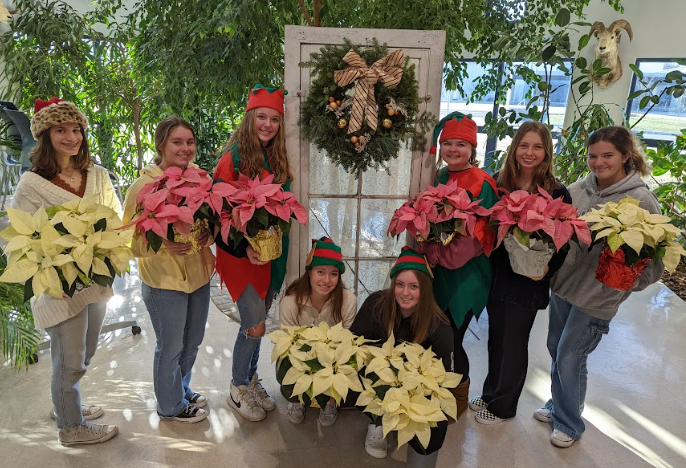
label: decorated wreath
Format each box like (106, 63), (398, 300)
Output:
(300, 39), (434, 175)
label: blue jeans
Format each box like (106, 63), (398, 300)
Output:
(232, 284), (275, 387)
(142, 281), (210, 417)
(546, 293), (611, 440)
(46, 301), (107, 429)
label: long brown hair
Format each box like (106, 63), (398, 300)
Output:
(225, 109), (292, 183)
(587, 126), (649, 176)
(29, 125), (91, 179)
(284, 269), (345, 324)
(497, 121), (559, 193)
(374, 270), (448, 344)
(153, 116), (196, 166)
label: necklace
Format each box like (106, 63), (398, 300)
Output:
(62, 167), (77, 183)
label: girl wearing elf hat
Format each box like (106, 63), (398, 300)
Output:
(351, 247), (453, 467)
(12, 98), (121, 446)
(421, 112), (498, 419)
(279, 237), (357, 426)
(213, 84), (291, 422)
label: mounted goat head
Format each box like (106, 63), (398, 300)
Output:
(589, 20), (633, 89)
(0, 4), (19, 24)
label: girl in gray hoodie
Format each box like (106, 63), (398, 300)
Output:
(535, 126), (664, 448)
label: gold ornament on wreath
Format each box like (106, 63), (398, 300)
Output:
(300, 38), (434, 176)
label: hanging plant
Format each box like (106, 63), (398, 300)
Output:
(300, 39), (434, 175)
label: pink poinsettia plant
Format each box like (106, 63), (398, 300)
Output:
(387, 180), (492, 245)
(124, 166), (235, 252)
(219, 173), (307, 246)
(489, 187), (592, 251)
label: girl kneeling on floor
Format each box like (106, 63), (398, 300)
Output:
(351, 248), (453, 468)
(279, 237), (357, 427)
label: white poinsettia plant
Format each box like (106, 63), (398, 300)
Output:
(0, 195), (133, 300)
(267, 322), (372, 407)
(356, 334), (461, 450)
(581, 196), (686, 272)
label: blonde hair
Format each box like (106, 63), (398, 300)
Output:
(225, 109), (292, 183)
(153, 116), (196, 166)
(497, 121), (559, 193)
(587, 126), (649, 176)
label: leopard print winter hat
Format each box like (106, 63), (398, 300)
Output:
(30, 97), (89, 139)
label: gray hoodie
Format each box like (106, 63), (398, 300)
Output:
(550, 170), (664, 320)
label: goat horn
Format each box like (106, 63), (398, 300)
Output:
(609, 20), (633, 41)
(589, 21), (606, 37)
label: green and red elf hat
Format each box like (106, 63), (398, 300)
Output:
(428, 111), (477, 155)
(246, 84), (288, 116)
(306, 237), (345, 273)
(390, 246), (433, 279)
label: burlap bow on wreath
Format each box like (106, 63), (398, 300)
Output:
(333, 49), (405, 133)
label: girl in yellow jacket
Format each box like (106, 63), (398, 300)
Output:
(123, 116), (214, 424)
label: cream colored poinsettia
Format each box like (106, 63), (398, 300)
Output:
(356, 335), (461, 450)
(0, 195), (134, 298)
(581, 196), (686, 272)
(267, 322), (372, 405)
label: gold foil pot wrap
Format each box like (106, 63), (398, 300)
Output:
(245, 225), (283, 262)
(173, 218), (209, 255)
(416, 231), (456, 246)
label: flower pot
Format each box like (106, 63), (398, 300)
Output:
(246, 225), (283, 262)
(173, 218), (209, 255)
(595, 246), (651, 291)
(503, 232), (554, 277)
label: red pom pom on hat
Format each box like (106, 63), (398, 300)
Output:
(34, 97), (64, 114)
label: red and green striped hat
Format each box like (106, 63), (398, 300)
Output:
(306, 237), (345, 273)
(390, 246), (433, 279)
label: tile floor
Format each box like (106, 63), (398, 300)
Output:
(1, 265), (685, 468)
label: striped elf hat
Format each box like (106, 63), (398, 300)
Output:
(306, 237), (345, 273)
(390, 246), (433, 278)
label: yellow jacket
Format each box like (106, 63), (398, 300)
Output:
(123, 164), (215, 293)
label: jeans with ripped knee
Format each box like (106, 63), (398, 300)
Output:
(231, 284), (275, 387)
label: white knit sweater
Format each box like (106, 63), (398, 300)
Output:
(10, 165), (123, 329)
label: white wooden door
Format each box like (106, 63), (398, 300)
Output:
(284, 26), (445, 305)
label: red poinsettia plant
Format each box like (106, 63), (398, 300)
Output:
(124, 166), (234, 253)
(219, 174), (307, 255)
(387, 180), (492, 245)
(489, 187), (592, 251)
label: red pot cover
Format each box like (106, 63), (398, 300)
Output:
(595, 246), (651, 291)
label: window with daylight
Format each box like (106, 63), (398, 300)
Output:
(626, 59), (686, 142)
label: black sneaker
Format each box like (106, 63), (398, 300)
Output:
(188, 392), (207, 408)
(167, 405), (208, 424)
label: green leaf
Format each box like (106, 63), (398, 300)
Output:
(629, 64), (643, 80)
(555, 8), (570, 27)
(578, 34), (590, 51)
(666, 70), (684, 81)
(542, 45), (556, 62)
(575, 57), (587, 69)
(639, 95), (651, 110)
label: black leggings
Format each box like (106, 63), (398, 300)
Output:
(448, 309), (474, 383)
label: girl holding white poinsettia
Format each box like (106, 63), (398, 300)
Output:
(123, 116), (214, 425)
(470, 122), (572, 425)
(540, 126), (664, 448)
(279, 237), (356, 427)
(351, 248), (453, 468)
(11, 98), (121, 446)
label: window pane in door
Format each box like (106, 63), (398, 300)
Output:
(308, 198), (358, 257)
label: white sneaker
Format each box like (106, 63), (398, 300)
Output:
(287, 402), (306, 424)
(59, 422), (118, 447)
(50, 404), (104, 421)
(228, 384), (267, 422)
(550, 429), (575, 448)
(365, 423), (388, 459)
(248, 373), (276, 412)
(534, 406), (553, 423)
(318, 400), (338, 427)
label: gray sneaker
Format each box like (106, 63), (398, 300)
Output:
(248, 374), (276, 412)
(51, 404), (104, 421)
(58, 422), (118, 447)
(318, 400), (338, 427)
(287, 402), (306, 424)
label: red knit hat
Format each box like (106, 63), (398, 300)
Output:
(245, 84), (287, 116)
(390, 246), (433, 279)
(429, 111), (477, 154)
(306, 237), (345, 273)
